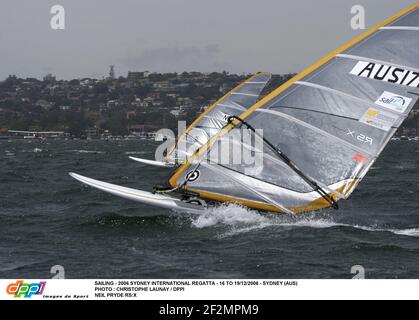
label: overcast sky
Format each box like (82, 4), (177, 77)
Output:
(0, 0), (417, 80)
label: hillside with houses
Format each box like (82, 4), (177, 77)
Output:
(0, 70), (417, 139)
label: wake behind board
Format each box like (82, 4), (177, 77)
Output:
(69, 173), (206, 214)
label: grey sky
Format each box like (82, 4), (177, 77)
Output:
(0, 0), (417, 80)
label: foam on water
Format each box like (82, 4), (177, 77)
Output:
(69, 149), (105, 154)
(192, 203), (270, 229)
(191, 203), (419, 239)
(390, 228), (419, 237)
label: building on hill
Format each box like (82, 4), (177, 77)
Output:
(127, 72), (145, 81)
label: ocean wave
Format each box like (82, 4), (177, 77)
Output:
(4, 150), (16, 156)
(68, 150), (105, 154)
(124, 151), (149, 155)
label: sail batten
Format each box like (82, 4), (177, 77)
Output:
(230, 92), (260, 97)
(246, 81), (270, 84)
(217, 103), (246, 111)
(380, 26), (419, 30)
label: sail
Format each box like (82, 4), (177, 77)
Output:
(166, 72), (272, 163)
(167, 3), (419, 214)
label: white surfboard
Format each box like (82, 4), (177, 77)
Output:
(128, 156), (174, 167)
(69, 172), (206, 214)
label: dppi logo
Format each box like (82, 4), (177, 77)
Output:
(380, 96), (406, 106)
(6, 280), (46, 298)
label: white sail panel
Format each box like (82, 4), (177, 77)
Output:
(391, 6), (419, 26)
(166, 73), (271, 163)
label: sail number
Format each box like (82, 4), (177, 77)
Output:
(347, 130), (373, 145)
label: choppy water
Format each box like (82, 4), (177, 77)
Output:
(0, 139), (418, 279)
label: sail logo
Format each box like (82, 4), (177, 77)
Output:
(186, 170), (200, 182)
(375, 91), (412, 113)
(6, 280), (46, 298)
(346, 129), (373, 145)
(220, 112), (232, 123)
(359, 107), (398, 132)
(350, 61), (419, 88)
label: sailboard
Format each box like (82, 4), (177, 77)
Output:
(71, 3), (419, 214)
(69, 173), (205, 214)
